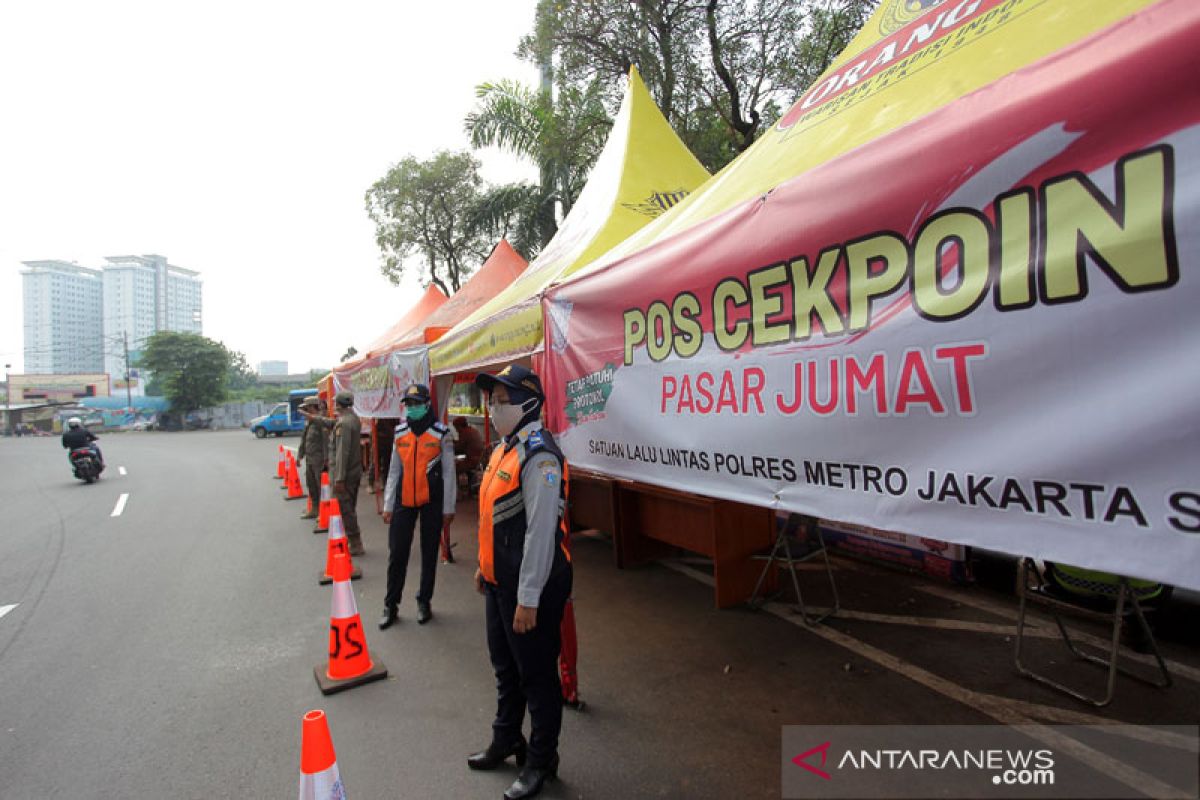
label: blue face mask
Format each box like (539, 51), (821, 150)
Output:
(405, 403), (429, 421)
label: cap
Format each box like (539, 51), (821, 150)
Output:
(475, 364), (544, 399)
(334, 390), (354, 408)
(402, 383), (431, 404)
(300, 395), (320, 408)
(452, 416), (468, 428)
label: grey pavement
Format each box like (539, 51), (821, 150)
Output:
(0, 431), (1196, 799)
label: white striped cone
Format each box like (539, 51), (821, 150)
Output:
(319, 479), (332, 503)
(298, 710), (346, 800)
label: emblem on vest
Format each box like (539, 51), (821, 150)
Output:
(497, 470), (512, 481)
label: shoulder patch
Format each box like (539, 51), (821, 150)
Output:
(432, 421), (448, 433)
(539, 460), (558, 487)
(526, 429), (545, 450)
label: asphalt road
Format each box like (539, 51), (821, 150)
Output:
(1, 431), (1196, 799)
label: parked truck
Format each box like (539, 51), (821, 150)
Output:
(249, 388), (317, 438)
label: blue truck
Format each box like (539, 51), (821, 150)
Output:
(250, 388), (318, 438)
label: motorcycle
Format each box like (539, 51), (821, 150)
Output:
(70, 448), (104, 484)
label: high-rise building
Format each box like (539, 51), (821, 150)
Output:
(102, 255), (203, 379)
(21, 261), (105, 374)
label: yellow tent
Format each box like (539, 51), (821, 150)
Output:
(428, 66), (710, 375)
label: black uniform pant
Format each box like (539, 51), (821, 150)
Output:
(385, 497), (442, 608)
(485, 566), (572, 769)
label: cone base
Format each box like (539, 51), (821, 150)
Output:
(314, 659), (388, 695)
(285, 495), (307, 501)
(318, 567), (361, 585)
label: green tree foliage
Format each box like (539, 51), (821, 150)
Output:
(138, 332), (231, 413)
(519, 0), (877, 171)
(465, 79), (612, 254)
(364, 151), (497, 294)
(226, 349), (256, 391)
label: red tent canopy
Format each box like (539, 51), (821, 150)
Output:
(364, 285), (448, 357)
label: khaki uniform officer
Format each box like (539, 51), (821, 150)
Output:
(296, 395), (328, 526)
(330, 390), (365, 556)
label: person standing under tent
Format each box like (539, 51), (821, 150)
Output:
(379, 383), (456, 628)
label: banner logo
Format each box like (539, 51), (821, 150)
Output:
(792, 741), (833, 780)
(878, 0), (952, 35)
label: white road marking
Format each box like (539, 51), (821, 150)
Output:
(916, 582), (1200, 684)
(111, 493), (129, 517)
(662, 560), (1190, 798)
(0, 604), (17, 620)
(118, 466), (127, 476)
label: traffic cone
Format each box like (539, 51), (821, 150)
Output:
(315, 472), (332, 533)
(314, 552), (387, 695)
(276, 445), (286, 479)
(319, 512), (361, 585)
(298, 709), (346, 800)
(316, 496), (341, 535)
(286, 454), (305, 501)
(560, 597), (583, 709)
(281, 451), (293, 490)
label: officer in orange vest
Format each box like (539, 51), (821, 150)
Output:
(379, 383), (456, 628)
(467, 365), (572, 800)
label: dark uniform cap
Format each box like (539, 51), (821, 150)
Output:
(403, 383), (431, 403)
(300, 395), (321, 408)
(475, 364), (544, 399)
(334, 390), (354, 407)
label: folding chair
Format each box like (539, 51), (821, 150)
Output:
(1014, 558), (1171, 707)
(748, 513), (839, 625)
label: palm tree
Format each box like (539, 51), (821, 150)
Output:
(464, 78), (612, 257)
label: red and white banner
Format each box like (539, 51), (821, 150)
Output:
(330, 348), (428, 419)
(543, 3), (1200, 589)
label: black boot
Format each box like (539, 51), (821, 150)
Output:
(378, 607), (398, 630)
(504, 756), (558, 799)
(466, 737), (527, 771)
(417, 601), (432, 625)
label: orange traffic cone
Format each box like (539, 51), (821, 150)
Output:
(286, 454), (305, 501)
(298, 709), (346, 800)
(281, 451), (293, 490)
(314, 552), (387, 694)
(276, 445), (286, 479)
(319, 511), (361, 585)
(316, 496), (340, 535)
(315, 472), (332, 533)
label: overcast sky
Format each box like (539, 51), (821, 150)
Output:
(0, 0), (540, 376)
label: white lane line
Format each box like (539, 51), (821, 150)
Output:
(662, 560), (1189, 798)
(0, 604), (17, 620)
(916, 582), (1200, 684)
(118, 466), (127, 476)
(111, 493), (129, 517)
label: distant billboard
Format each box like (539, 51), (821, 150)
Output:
(11, 373), (110, 403)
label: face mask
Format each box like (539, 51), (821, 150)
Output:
(405, 403), (429, 421)
(489, 397), (537, 437)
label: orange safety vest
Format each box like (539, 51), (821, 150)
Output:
(477, 430), (570, 586)
(393, 422), (448, 508)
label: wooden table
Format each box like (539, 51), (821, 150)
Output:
(569, 469), (776, 609)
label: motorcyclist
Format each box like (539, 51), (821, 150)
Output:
(61, 417), (104, 468)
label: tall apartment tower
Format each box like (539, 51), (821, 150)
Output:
(21, 260), (105, 374)
(102, 255), (203, 378)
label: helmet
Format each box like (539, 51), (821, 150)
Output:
(334, 391), (354, 408)
(67, 417), (83, 429)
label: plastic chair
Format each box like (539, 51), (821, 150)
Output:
(748, 513), (839, 625)
(1014, 558), (1171, 707)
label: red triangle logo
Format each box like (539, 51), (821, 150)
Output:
(792, 741), (832, 780)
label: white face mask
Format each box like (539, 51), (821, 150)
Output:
(489, 396), (537, 437)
